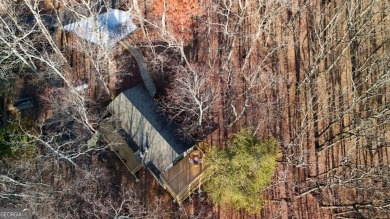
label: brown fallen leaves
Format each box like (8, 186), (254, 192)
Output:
(151, 0), (204, 42)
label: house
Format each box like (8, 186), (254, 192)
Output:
(63, 7), (207, 204)
(104, 85), (207, 204)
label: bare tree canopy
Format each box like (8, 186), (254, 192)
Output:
(0, 0), (388, 218)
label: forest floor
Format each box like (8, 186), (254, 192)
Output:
(19, 0), (387, 218)
(165, 0), (389, 218)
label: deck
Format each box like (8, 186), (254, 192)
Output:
(99, 121), (143, 175)
(161, 148), (207, 204)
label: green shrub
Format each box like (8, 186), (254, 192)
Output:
(205, 129), (278, 213)
(0, 120), (37, 159)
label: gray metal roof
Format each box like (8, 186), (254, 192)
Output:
(108, 85), (194, 174)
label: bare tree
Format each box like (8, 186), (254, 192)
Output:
(1, 152), (165, 218)
(0, 0), (124, 160)
(158, 65), (218, 138)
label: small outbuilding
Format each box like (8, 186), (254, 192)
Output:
(64, 9), (137, 48)
(62, 8), (155, 97)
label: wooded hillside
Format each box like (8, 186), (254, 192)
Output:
(0, 0), (388, 218)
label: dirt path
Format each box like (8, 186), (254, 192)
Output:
(119, 40), (156, 97)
